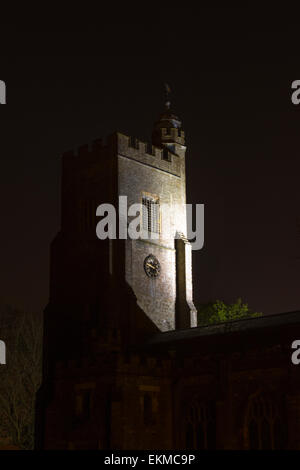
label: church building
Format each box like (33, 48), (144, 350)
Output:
(36, 94), (300, 450)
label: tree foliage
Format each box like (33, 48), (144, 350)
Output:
(0, 308), (43, 449)
(197, 298), (261, 326)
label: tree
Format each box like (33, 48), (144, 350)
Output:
(197, 298), (261, 327)
(0, 308), (43, 449)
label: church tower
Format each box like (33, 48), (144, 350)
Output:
(38, 90), (197, 449)
(45, 88), (197, 373)
(118, 87), (197, 331)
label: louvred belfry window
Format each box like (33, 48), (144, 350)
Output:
(142, 195), (160, 234)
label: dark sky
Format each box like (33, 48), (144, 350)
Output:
(1, 6), (300, 315)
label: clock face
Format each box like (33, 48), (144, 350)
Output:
(144, 255), (161, 278)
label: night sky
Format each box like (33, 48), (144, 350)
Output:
(1, 6), (300, 316)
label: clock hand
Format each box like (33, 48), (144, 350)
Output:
(146, 263), (156, 269)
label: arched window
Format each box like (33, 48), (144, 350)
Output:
(245, 393), (285, 450)
(185, 399), (216, 450)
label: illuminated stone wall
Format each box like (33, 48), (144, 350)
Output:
(117, 132), (193, 331)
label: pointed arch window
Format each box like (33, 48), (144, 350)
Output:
(245, 393), (285, 450)
(185, 399), (216, 450)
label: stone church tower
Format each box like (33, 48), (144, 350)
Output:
(119, 97), (197, 331)
(45, 93), (196, 362)
(36, 92), (197, 448)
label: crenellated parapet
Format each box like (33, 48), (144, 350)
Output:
(116, 353), (172, 376)
(54, 350), (172, 380)
(116, 132), (182, 177)
(158, 127), (185, 146)
(62, 138), (104, 160)
(61, 131), (183, 179)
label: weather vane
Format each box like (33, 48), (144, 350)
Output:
(164, 82), (171, 110)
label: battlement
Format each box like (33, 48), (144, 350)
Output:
(61, 131), (183, 178)
(117, 353), (172, 375)
(160, 126), (185, 143)
(62, 138), (104, 160)
(54, 351), (172, 378)
(116, 133), (182, 177)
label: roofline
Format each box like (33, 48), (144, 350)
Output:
(145, 310), (300, 347)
